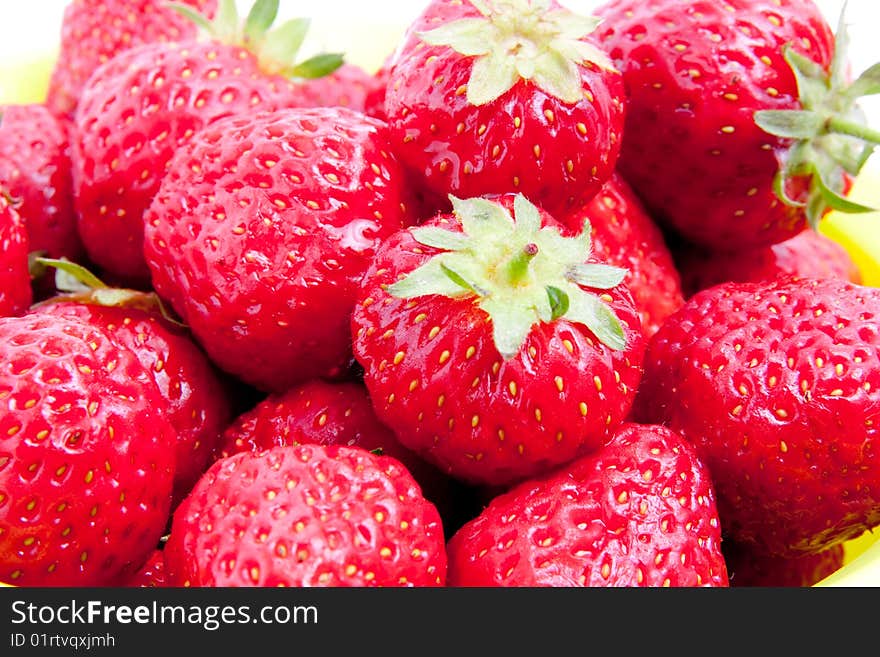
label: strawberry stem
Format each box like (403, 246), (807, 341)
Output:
(506, 243), (539, 285)
(827, 116), (880, 145)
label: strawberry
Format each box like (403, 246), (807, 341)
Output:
(363, 58), (392, 121)
(35, 260), (232, 507)
(72, 0), (344, 283)
(165, 444), (447, 587)
(217, 379), (424, 469)
(46, 0), (217, 117)
(0, 195), (31, 317)
(563, 173), (684, 338)
(214, 378), (456, 527)
(594, 0), (880, 251)
(724, 541), (844, 587)
(447, 423), (728, 587)
(634, 277), (880, 558)
(294, 63), (385, 114)
(0, 309), (176, 586)
(351, 193), (645, 487)
(144, 107), (415, 393)
(0, 105), (81, 262)
(125, 549), (167, 588)
(675, 229), (862, 299)
(383, 0), (627, 218)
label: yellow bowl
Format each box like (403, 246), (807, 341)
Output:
(1, 30), (879, 588)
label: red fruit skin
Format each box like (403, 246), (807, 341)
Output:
(384, 0), (627, 218)
(215, 379), (455, 523)
(294, 63), (385, 115)
(363, 61), (392, 121)
(0, 105), (82, 262)
(448, 423), (728, 587)
(47, 0), (217, 117)
(125, 549), (166, 588)
(594, 0), (836, 251)
(0, 197), (32, 317)
(563, 173), (684, 338)
(676, 229), (862, 299)
(0, 311), (176, 586)
(724, 541), (844, 587)
(144, 108), (415, 393)
(39, 301), (231, 508)
(352, 195), (646, 488)
(634, 277), (880, 557)
(165, 444), (447, 587)
(73, 41), (304, 283)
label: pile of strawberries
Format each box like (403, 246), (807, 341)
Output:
(1, 0), (879, 588)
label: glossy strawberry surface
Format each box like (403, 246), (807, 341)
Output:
(0, 104), (81, 262)
(595, 0), (835, 250)
(0, 310), (176, 586)
(563, 174), (684, 338)
(40, 301), (231, 507)
(384, 0), (626, 218)
(447, 423), (729, 587)
(125, 548), (166, 588)
(635, 277), (880, 557)
(724, 541), (844, 587)
(144, 107), (414, 393)
(0, 197), (31, 318)
(676, 228), (862, 298)
(73, 40), (304, 282)
(352, 196), (645, 487)
(47, 0), (217, 117)
(166, 444), (447, 587)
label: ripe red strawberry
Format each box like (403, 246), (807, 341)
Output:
(724, 541), (844, 587)
(46, 0), (217, 117)
(0, 310), (176, 586)
(0, 195), (31, 317)
(675, 229), (862, 299)
(125, 549), (167, 588)
(352, 193), (645, 487)
(294, 63), (385, 114)
(635, 277), (880, 557)
(165, 444), (447, 587)
(217, 380), (421, 467)
(214, 378), (456, 525)
(383, 0), (627, 218)
(447, 423), (728, 587)
(72, 2), (343, 283)
(563, 173), (684, 337)
(363, 58), (392, 121)
(0, 105), (81, 262)
(594, 0), (879, 251)
(36, 260), (232, 507)
(144, 107), (415, 393)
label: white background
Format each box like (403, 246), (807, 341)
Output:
(0, 1), (877, 120)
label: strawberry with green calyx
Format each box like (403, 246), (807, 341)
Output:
(384, 0), (626, 218)
(0, 193), (31, 318)
(352, 193), (645, 487)
(34, 258), (232, 509)
(72, 0), (343, 283)
(595, 0), (880, 251)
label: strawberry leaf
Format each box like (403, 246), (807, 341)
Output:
(289, 53), (345, 80)
(244, 0), (280, 44)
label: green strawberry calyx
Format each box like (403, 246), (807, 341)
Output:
(33, 258), (185, 325)
(418, 0), (615, 106)
(168, 0), (344, 79)
(387, 194), (629, 360)
(755, 5), (880, 228)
